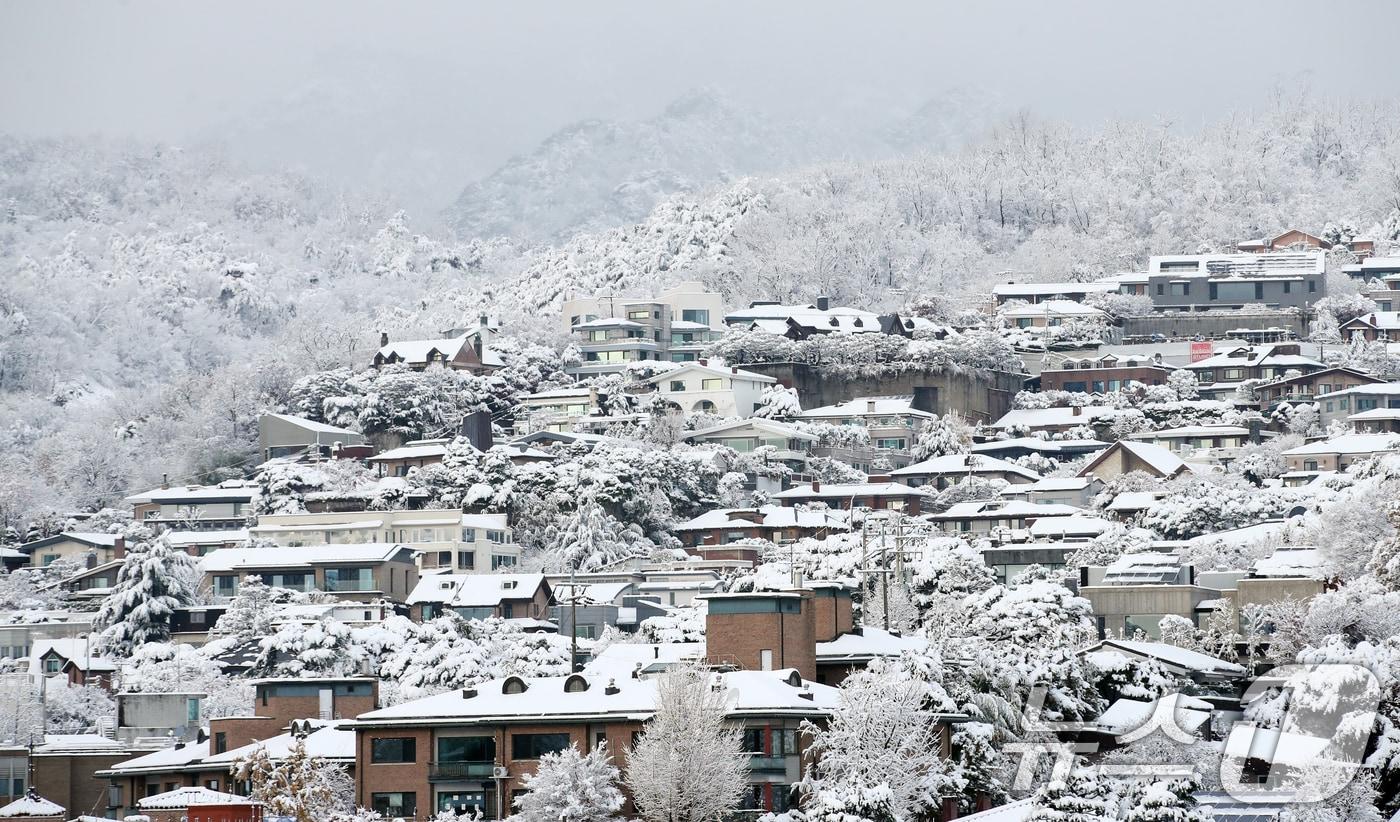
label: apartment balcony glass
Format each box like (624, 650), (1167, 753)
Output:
(324, 566), (375, 593)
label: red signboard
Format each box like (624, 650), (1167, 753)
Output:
(1189, 341), (1213, 362)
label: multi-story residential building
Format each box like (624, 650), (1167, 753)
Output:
(1252, 366), (1384, 414)
(927, 500), (1081, 536)
(1349, 407), (1400, 433)
(723, 297), (912, 340)
(671, 506), (850, 556)
(366, 439), (450, 477)
(681, 419), (816, 479)
(126, 481), (259, 534)
(1282, 432), (1400, 473)
(372, 323), (502, 375)
(991, 280), (1120, 307)
(514, 388), (601, 433)
(561, 282), (725, 375)
(1181, 343), (1325, 398)
(1002, 476), (1105, 508)
(769, 481), (933, 515)
(1124, 424), (1263, 463)
(1136, 251), (1326, 312)
(969, 437), (1108, 462)
(888, 453), (1040, 490)
(1317, 382), (1400, 427)
(1078, 440), (1190, 481)
(642, 362), (776, 417)
(1038, 354), (1172, 393)
(1341, 255), (1400, 286)
(17, 532), (123, 569)
(1339, 311), (1400, 342)
(407, 573), (553, 622)
(352, 582), (949, 819)
(250, 510), (520, 574)
(99, 678), (371, 818)
(986, 405), (1120, 436)
(257, 413), (367, 463)
(202, 543), (420, 605)
(795, 396), (935, 465)
(997, 299), (1107, 329)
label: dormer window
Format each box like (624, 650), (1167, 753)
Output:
(502, 580), (518, 590)
(563, 675), (589, 693)
(785, 670), (802, 688)
(502, 676), (529, 695)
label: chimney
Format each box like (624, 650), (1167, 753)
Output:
(816, 295), (830, 311)
(731, 367), (738, 374)
(379, 331), (389, 347)
(113, 536), (125, 560)
(160, 473), (169, 490)
(699, 358), (709, 366)
(866, 400), (876, 413)
(810, 480), (821, 493)
(479, 314), (490, 329)
(1072, 406), (1083, 417)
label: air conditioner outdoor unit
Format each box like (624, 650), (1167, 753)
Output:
(492, 766), (510, 779)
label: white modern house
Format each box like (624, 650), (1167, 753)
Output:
(644, 361), (776, 417)
(250, 509), (519, 573)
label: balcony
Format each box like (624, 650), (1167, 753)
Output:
(429, 761), (496, 781)
(747, 754), (790, 774)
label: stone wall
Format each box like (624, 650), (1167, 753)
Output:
(740, 363), (1024, 424)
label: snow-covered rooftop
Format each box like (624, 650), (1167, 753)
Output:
(1282, 433), (1400, 456)
(201, 542), (411, 571)
(770, 482), (930, 501)
(0, 793), (63, 818)
(137, 786), (258, 809)
(1251, 546), (1323, 579)
(797, 395), (934, 420)
(890, 453), (1041, 481)
(1028, 514), (1113, 539)
(406, 573), (547, 607)
(671, 505), (850, 533)
(1088, 639), (1246, 677)
(988, 406), (1119, 430)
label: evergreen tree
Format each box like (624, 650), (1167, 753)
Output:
(1123, 778), (1210, 822)
(513, 743), (624, 822)
(1025, 769), (1117, 822)
(93, 529), (197, 656)
(911, 413), (971, 461)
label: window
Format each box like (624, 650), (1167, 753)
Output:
(760, 649), (774, 671)
(874, 438), (906, 450)
(1169, 283), (1190, 296)
(325, 567), (374, 592)
(1156, 283), (1165, 295)
(1283, 281), (1292, 294)
(1359, 399), (1379, 411)
(1309, 281), (1317, 293)
(438, 791), (489, 815)
(587, 330), (608, 342)
(372, 793), (416, 818)
(457, 551), (475, 570)
(205, 779), (220, 791)
(1304, 460), (1319, 471)
(491, 554), (517, 570)
(42, 656), (61, 674)
(701, 378), (723, 390)
(486, 530), (507, 543)
(669, 380), (686, 392)
(214, 575), (239, 597)
(682, 308), (710, 325)
(371, 738), (417, 764)
(268, 572), (312, 592)
(574, 624), (596, 639)
(627, 310), (649, 320)
(214, 732), (227, 754)
(512, 733), (571, 760)
(438, 736), (495, 765)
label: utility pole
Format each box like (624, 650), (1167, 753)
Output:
(569, 563), (580, 673)
(880, 519), (890, 631)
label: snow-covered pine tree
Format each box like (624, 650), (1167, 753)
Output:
(752, 384), (801, 420)
(513, 743), (624, 822)
(626, 666), (746, 822)
(911, 413), (971, 461)
(93, 529), (197, 656)
(1123, 778), (1210, 822)
(1025, 769), (1117, 822)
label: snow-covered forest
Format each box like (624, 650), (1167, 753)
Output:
(4, 95), (1400, 527)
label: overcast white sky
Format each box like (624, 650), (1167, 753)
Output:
(4, 1), (1399, 201)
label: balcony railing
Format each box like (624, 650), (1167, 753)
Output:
(429, 761), (496, 780)
(747, 754), (790, 774)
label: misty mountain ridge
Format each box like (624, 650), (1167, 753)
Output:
(445, 86), (1006, 243)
